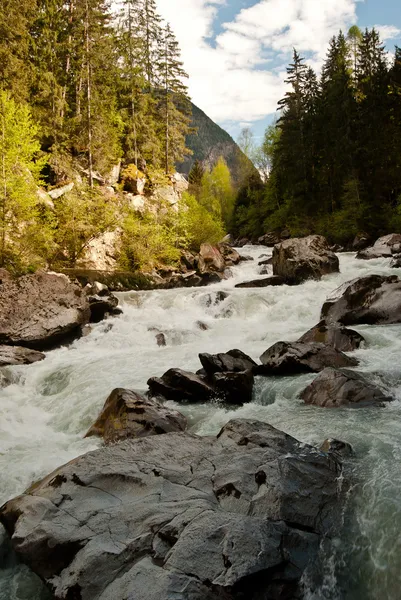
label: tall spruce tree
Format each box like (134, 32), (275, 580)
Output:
(158, 23), (191, 174)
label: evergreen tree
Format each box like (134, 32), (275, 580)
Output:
(0, 0), (35, 99)
(158, 23), (191, 173)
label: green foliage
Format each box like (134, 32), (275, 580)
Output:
(0, 92), (52, 271)
(178, 192), (225, 251)
(52, 185), (119, 266)
(119, 210), (181, 272)
(198, 157), (235, 227)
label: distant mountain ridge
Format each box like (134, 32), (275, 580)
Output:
(177, 103), (257, 183)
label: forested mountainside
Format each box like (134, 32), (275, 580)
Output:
(177, 103), (257, 183)
(234, 28), (401, 245)
(0, 0), (240, 275)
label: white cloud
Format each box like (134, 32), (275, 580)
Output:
(375, 25), (401, 41)
(155, 0), (399, 129)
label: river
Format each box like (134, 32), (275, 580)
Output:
(1, 247), (401, 599)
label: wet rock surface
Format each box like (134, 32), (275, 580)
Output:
(256, 341), (358, 375)
(298, 320), (365, 352)
(300, 368), (393, 408)
(235, 276), (286, 288)
(85, 388), (187, 443)
(0, 271), (90, 350)
(320, 438), (354, 458)
(0, 345), (45, 367)
(321, 275), (401, 325)
(0, 419), (343, 600)
(199, 349), (257, 375)
(212, 370), (254, 404)
(148, 368), (216, 402)
(272, 235), (339, 285)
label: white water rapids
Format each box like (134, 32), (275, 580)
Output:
(1, 246), (401, 599)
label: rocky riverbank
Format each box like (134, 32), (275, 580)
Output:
(2, 237), (401, 599)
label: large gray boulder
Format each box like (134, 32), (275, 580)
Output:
(300, 368), (393, 408)
(85, 388), (187, 443)
(0, 271), (90, 350)
(256, 341), (358, 375)
(0, 419), (343, 600)
(321, 275), (401, 325)
(0, 345), (45, 366)
(298, 320), (365, 352)
(272, 235), (339, 285)
(356, 233), (401, 260)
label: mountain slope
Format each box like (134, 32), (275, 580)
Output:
(177, 103), (257, 183)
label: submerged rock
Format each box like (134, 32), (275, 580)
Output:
(235, 276), (286, 288)
(0, 345), (45, 367)
(272, 235), (339, 285)
(0, 419), (343, 600)
(256, 341), (358, 375)
(300, 368), (393, 408)
(199, 349), (257, 375)
(0, 271), (90, 350)
(85, 388), (187, 443)
(321, 275), (401, 325)
(298, 320), (365, 352)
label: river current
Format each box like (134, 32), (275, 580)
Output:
(1, 246), (401, 599)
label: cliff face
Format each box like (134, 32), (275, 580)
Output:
(177, 103), (258, 183)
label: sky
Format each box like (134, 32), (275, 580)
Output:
(155, 0), (401, 141)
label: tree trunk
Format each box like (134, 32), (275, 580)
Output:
(85, 0), (93, 188)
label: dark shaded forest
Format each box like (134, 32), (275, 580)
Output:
(234, 28), (401, 245)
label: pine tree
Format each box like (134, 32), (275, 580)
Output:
(0, 0), (36, 100)
(158, 23), (191, 173)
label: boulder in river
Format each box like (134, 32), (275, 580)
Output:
(259, 257), (273, 266)
(198, 243), (226, 274)
(321, 275), (401, 325)
(235, 276), (286, 288)
(0, 345), (45, 367)
(320, 438), (354, 458)
(217, 243), (241, 266)
(300, 368), (393, 408)
(148, 368), (216, 402)
(87, 292), (121, 323)
(298, 320), (365, 352)
(258, 232), (282, 246)
(255, 341), (358, 375)
(85, 388), (187, 443)
(0, 271), (90, 350)
(356, 233), (401, 260)
(212, 370), (254, 404)
(0, 419), (343, 600)
(199, 349), (257, 375)
(272, 235), (339, 285)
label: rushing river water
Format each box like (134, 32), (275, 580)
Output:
(1, 246), (401, 599)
